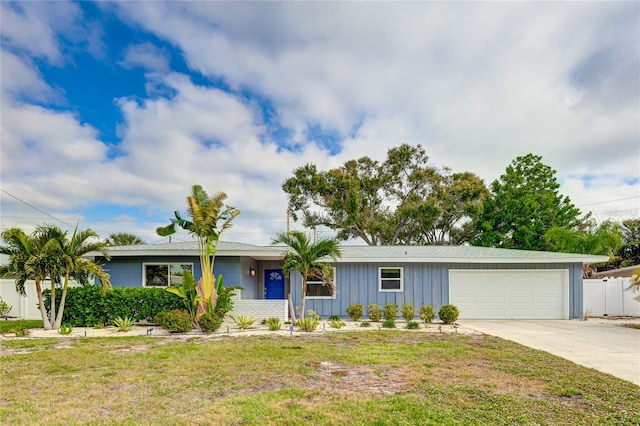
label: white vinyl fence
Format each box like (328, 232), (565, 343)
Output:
(583, 278), (640, 317)
(1, 279), (48, 319)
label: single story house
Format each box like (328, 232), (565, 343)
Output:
(92, 241), (608, 321)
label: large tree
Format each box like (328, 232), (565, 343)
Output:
(282, 144), (487, 245)
(0, 225), (110, 330)
(272, 231), (341, 322)
(156, 185), (240, 313)
(472, 154), (586, 251)
(104, 232), (145, 246)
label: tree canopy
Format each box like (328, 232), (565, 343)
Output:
(472, 154), (586, 251)
(282, 144), (487, 246)
(105, 232), (145, 246)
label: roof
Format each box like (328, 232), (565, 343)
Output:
(594, 264), (640, 278)
(93, 241), (609, 265)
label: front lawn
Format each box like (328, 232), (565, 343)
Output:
(0, 319), (43, 333)
(1, 331), (638, 425)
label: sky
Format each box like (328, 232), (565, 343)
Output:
(1, 1), (639, 246)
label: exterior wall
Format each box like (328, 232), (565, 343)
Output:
(229, 293), (288, 322)
(291, 262), (584, 319)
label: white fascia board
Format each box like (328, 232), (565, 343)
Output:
(333, 255), (609, 264)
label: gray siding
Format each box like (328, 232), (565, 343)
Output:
(291, 262), (584, 319)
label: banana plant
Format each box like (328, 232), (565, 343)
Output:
(165, 270), (203, 322)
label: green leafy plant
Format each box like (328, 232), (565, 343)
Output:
(58, 324), (73, 335)
(406, 321), (420, 330)
(230, 315), (255, 330)
(113, 316), (135, 332)
(165, 270), (203, 324)
(297, 316), (319, 332)
(328, 314), (340, 321)
(328, 319), (345, 329)
(420, 305), (435, 324)
(154, 309), (192, 333)
(14, 326), (29, 337)
(267, 317), (281, 331)
(401, 304), (414, 322)
(346, 304), (363, 321)
(0, 297), (12, 318)
(198, 311), (223, 333)
(360, 321), (371, 327)
(438, 304), (460, 324)
(382, 318), (396, 328)
(383, 303), (398, 320)
(366, 304), (382, 321)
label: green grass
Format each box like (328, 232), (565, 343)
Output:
(0, 320), (43, 333)
(0, 331), (638, 425)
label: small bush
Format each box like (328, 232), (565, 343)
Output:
(366, 304), (382, 321)
(438, 304), (460, 324)
(420, 305), (435, 324)
(346, 304), (363, 321)
(360, 321), (371, 327)
(0, 297), (12, 318)
(155, 309), (192, 333)
(14, 326), (29, 337)
(231, 315), (256, 330)
(406, 321), (420, 330)
(298, 316), (319, 332)
(383, 303), (398, 320)
(382, 318), (396, 328)
(198, 312), (223, 333)
(401, 304), (414, 322)
(267, 317), (281, 331)
(58, 324), (73, 335)
(328, 314), (340, 321)
(113, 316), (135, 332)
(328, 319), (345, 329)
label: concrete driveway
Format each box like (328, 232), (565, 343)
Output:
(460, 320), (640, 386)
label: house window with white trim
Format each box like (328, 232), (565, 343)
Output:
(306, 267), (337, 299)
(379, 267), (403, 292)
(143, 263), (193, 287)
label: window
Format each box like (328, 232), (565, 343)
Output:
(306, 267), (336, 299)
(379, 267), (403, 292)
(143, 263), (193, 287)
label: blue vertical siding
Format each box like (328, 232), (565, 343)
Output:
(292, 262), (584, 319)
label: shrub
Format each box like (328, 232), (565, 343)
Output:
(438, 304), (460, 324)
(420, 305), (435, 324)
(360, 321), (371, 327)
(58, 324), (73, 335)
(346, 304), (363, 321)
(231, 315), (255, 330)
(328, 314), (340, 321)
(155, 309), (192, 333)
(406, 321), (420, 330)
(113, 316), (135, 332)
(328, 319), (345, 329)
(43, 286), (183, 327)
(0, 297), (12, 318)
(401, 304), (414, 322)
(214, 286), (238, 318)
(14, 326), (29, 337)
(382, 318), (396, 328)
(198, 311), (223, 333)
(366, 304), (382, 321)
(383, 303), (398, 320)
(267, 317), (281, 331)
(297, 316), (319, 332)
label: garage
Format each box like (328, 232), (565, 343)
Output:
(449, 270), (568, 319)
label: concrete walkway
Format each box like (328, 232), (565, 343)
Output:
(460, 320), (640, 386)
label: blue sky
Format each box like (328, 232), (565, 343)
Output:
(1, 1), (638, 245)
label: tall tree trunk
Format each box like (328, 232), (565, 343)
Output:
(35, 280), (52, 330)
(299, 279), (307, 321)
(49, 280), (56, 329)
(53, 275), (70, 329)
(288, 293), (297, 326)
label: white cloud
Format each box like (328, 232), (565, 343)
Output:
(119, 42), (170, 73)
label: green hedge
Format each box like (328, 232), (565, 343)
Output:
(43, 286), (183, 327)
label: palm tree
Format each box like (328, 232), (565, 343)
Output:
(156, 185), (240, 313)
(104, 232), (144, 246)
(0, 225), (111, 330)
(272, 231), (342, 322)
(52, 226), (111, 329)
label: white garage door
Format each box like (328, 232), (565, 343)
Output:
(449, 270), (568, 320)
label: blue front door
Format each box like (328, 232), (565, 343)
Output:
(265, 269), (285, 299)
